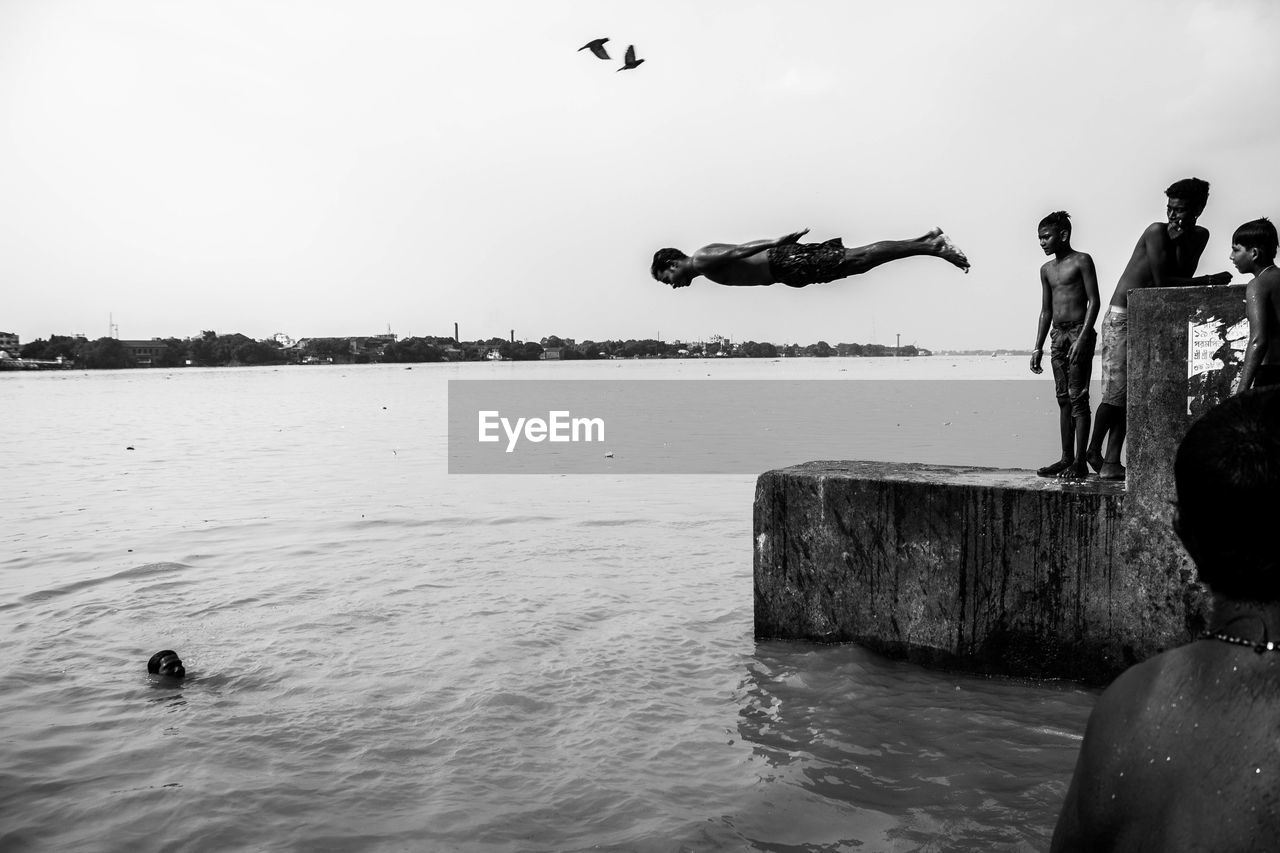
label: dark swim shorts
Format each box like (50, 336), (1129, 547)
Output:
(1049, 320), (1096, 418)
(768, 238), (847, 287)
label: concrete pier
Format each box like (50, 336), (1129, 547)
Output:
(754, 285), (1248, 683)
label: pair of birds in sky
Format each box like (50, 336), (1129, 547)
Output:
(578, 37), (644, 71)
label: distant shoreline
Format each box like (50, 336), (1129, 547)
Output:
(6, 331), (1034, 370)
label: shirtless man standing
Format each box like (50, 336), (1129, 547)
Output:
(1085, 178), (1232, 480)
(1051, 389), (1280, 851)
(650, 227), (970, 289)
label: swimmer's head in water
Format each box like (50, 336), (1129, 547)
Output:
(1174, 389), (1280, 601)
(148, 650), (186, 678)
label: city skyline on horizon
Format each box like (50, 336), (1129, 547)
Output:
(5, 318), (955, 351)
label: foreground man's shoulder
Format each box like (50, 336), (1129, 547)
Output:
(1089, 652), (1181, 733)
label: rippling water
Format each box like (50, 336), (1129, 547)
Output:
(2, 358), (1098, 852)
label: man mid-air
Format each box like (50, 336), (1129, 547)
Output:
(651, 227), (970, 289)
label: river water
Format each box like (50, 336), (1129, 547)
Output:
(2, 357), (1099, 852)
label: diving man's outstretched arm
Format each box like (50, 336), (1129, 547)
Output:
(688, 229), (809, 275)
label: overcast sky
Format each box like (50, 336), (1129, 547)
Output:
(2, 0), (1276, 350)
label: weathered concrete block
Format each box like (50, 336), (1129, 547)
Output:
(754, 462), (1130, 682)
(1128, 285), (1246, 515)
(1121, 285), (1247, 651)
(754, 285), (1249, 682)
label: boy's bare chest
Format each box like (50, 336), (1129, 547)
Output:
(1046, 259), (1083, 289)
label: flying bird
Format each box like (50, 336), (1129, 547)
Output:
(617, 44), (644, 71)
(578, 37), (610, 60)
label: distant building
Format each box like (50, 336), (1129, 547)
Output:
(542, 347), (563, 360)
(352, 335), (396, 356)
(120, 339), (169, 366)
(0, 331), (17, 358)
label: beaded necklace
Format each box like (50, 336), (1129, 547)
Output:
(1200, 630), (1280, 653)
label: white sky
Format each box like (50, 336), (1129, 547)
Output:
(1, 0), (1277, 349)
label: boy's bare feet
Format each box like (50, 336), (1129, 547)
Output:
(1086, 449), (1104, 474)
(1059, 461), (1090, 481)
(1038, 458), (1073, 477)
(926, 227), (971, 273)
(1099, 462), (1126, 481)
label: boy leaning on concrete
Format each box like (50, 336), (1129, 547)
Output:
(1085, 178), (1232, 481)
(1030, 211), (1099, 481)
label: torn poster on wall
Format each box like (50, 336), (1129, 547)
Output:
(1187, 315), (1248, 415)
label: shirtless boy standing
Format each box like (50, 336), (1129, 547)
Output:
(1231, 218), (1280, 393)
(650, 226), (969, 289)
(1085, 178), (1232, 480)
(1030, 212), (1099, 480)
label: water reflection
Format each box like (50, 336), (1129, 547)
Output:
(734, 640), (1095, 851)
(146, 674), (189, 710)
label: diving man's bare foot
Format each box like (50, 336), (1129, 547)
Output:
(1099, 462), (1126, 481)
(927, 227), (970, 273)
(1058, 461), (1090, 481)
(1086, 449), (1104, 474)
(1038, 458), (1072, 477)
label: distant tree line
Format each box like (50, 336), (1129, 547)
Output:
(17, 331), (923, 369)
(535, 337), (920, 359)
(19, 332), (289, 369)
